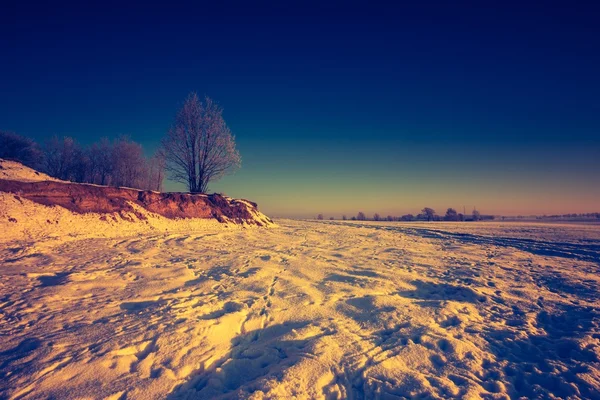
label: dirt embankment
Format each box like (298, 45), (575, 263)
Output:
(0, 179), (271, 226)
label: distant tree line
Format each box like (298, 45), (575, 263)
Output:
(316, 207), (495, 222)
(1, 130), (164, 191)
(503, 213), (600, 221)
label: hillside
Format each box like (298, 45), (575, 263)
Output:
(0, 159), (64, 182)
(0, 159), (274, 242)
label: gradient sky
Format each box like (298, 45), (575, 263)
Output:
(1, 2), (599, 217)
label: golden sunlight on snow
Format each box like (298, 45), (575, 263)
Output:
(0, 160), (63, 183)
(1, 220), (599, 399)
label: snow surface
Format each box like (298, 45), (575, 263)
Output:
(0, 159), (63, 183)
(0, 157), (274, 242)
(0, 192), (273, 244)
(1, 219), (599, 399)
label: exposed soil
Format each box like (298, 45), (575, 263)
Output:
(0, 179), (270, 226)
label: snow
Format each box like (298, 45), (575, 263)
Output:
(0, 158), (274, 242)
(1, 219), (599, 399)
(0, 192), (273, 244)
(0, 159), (63, 183)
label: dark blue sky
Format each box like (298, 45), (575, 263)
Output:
(1, 1), (599, 216)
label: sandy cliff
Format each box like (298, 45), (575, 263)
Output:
(0, 159), (274, 242)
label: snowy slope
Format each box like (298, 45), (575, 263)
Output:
(0, 160), (274, 242)
(0, 158), (63, 182)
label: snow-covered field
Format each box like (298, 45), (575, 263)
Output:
(1, 220), (599, 399)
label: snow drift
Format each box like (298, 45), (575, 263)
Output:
(0, 159), (62, 182)
(0, 159), (274, 242)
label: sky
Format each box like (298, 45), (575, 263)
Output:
(1, 1), (599, 217)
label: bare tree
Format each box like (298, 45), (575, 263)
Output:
(387, 215), (394, 221)
(472, 209), (481, 221)
(145, 151), (166, 191)
(445, 208), (459, 221)
(4, 131), (163, 191)
(421, 207), (436, 221)
(71, 150), (89, 183)
(161, 93), (240, 193)
(0, 131), (44, 169)
(357, 211), (366, 221)
(342, 215), (347, 221)
(87, 138), (113, 185)
(317, 214), (324, 220)
(111, 137), (146, 188)
(373, 213), (381, 221)
(44, 136), (84, 181)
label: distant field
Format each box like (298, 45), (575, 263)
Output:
(324, 220), (600, 250)
(1, 221), (599, 399)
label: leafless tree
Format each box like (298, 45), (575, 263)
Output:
(0, 131), (44, 169)
(445, 208), (459, 221)
(87, 138), (113, 185)
(357, 211), (366, 221)
(342, 215), (347, 221)
(373, 213), (381, 221)
(111, 137), (147, 188)
(317, 214), (324, 220)
(161, 93), (240, 193)
(387, 215), (394, 221)
(44, 136), (85, 181)
(5, 131), (164, 191)
(145, 151), (166, 191)
(71, 151), (89, 183)
(472, 209), (481, 221)
(421, 207), (436, 221)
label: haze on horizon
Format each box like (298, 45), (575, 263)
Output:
(1, 2), (598, 217)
